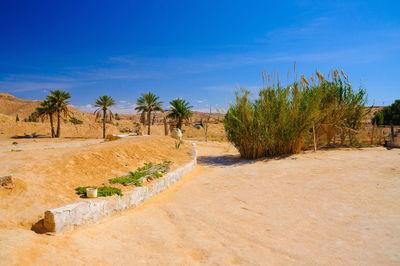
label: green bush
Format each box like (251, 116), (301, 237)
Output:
(75, 186), (123, 197)
(224, 70), (367, 159)
(24, 112), (39, 122)
(109, 161), (173, 186)
(69, 117), (83, 124)
(372, 99), (400, 126)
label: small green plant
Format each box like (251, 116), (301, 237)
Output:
(24, 112), (39, 122)
(109, 161), (173, 186)
(175, 140), (184, 149)
(12, 141), (18, 145)
(109, 174), (145, 186)
(69, 117), (83, 124)
(75, 186), (123, 197)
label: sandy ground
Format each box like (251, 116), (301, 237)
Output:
(0, 136), (192, 229)
(1, 142), (399, 265)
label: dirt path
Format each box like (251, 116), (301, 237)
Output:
(0, 138), (104, 152)
(1, 143), (399, 265)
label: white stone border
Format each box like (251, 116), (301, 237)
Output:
(43, 143), (197, 234)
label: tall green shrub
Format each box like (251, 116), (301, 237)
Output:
(224, 70), (367, 159)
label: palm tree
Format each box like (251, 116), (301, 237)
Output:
(167, 98), (193, 130)
(47, 90), (71, 138)
(36, 100), (56, 137)
(135, 92), (163, 135)
(94, 95), (116, 138)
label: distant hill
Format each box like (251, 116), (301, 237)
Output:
(0, 93), (95, 123)
(0, 93), (226, 138)
(0, 93), (42, 119)
(0, 93), (225, 123)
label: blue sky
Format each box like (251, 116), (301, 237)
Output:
(0, 0), (399, 113)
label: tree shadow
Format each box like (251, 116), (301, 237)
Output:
(197, 155), (257, 167)
(197, 153), (298, 167)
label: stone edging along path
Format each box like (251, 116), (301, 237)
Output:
(43, 143), (197, 234)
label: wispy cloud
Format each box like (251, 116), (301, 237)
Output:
(76, 100), (138, 114)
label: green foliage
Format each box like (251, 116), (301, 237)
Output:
(175, 140), (184, 149)
(224, 70), (368, 159)
(108, 161), (173, 186)
(109, 175), (144, 186)
(94, 95), (116, 138)
(75, 186), (123, 197)
(47, 90), (72, 138)
(69, 117), (83, 124)
(36, 100), (56, 137)
(372, 100), (400, 125)
(167, 98), (193, 129)
(135, 92), (163, 135)
(24, 112), (39, 122)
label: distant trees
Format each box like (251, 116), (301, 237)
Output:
(28, 89), (201, 139)
(36, 100), (57, 137)
(47, 90), (71, 137)
(34, 90), (71, 138)
(94, 95), (116, 138)
(372, 99), (400, 126)
(167, 98), (193, 130)
(135, 93), (163, 135)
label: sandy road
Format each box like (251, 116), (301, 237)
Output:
(1, 142), (399, 265)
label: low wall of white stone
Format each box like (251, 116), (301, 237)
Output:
(43, 143), (197, 234)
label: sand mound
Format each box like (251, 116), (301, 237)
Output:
(0, 113), (12, 122)
(0, 93), (16, 99)
(0, 136), (192, 229)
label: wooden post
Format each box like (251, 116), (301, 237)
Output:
(312, 122), (317, 152)
(370, 123), (375, 145)
(163, 117), (168, 136)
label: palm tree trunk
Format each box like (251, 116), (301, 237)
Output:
(147, 111), (151, 135)
(49, 114), (55, 138)
(56, 112), (61, 138)
(177, 118), (183, 129)
(103, 109), (106, 138)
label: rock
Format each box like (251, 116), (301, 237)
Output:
(0, 175), (15, 188)
(171, 128), (183, 140)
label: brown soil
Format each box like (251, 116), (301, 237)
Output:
(0, 143), (399, 265)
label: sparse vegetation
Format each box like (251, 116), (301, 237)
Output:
(224, 70), (368, 159)
(69, 117), (83, 124)
(109, 161), (173, 186)
(175, 139), (184, 149)
(24, 112), (39, 122)
(75, 186), (123, 197)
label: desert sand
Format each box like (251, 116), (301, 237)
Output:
(1, 141), (399, 265)
(0, 136), (192, 229)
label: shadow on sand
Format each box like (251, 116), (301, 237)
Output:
(197, 153), (299, 167)
(197, 155), (257, 167)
